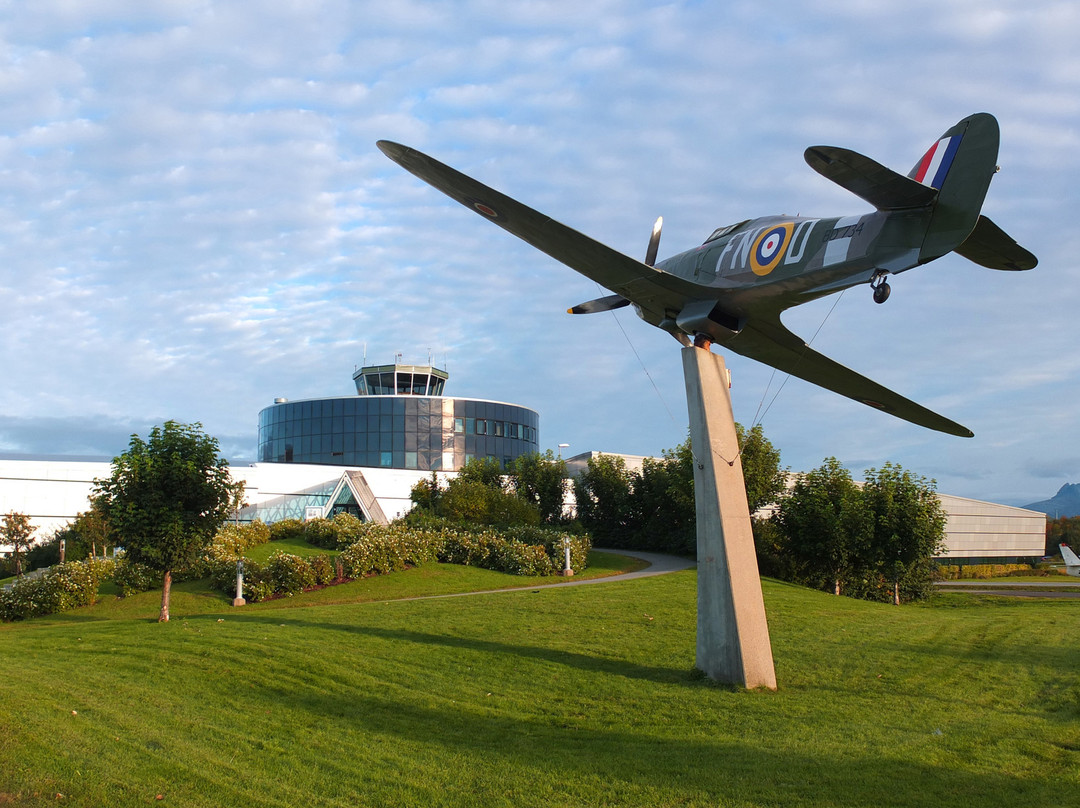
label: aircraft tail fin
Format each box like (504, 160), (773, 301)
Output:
(908, 113), (1000, 262)
(1060, 543), (1080, 568)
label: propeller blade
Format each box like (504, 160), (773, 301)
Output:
(568, 294), (631, 314)
(645, 216), (663, 266)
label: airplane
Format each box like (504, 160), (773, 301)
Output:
(378, 112), (1036, 438)
(1060, 543), (1080, 577)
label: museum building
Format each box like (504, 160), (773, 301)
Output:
(257, 362), (539, 472)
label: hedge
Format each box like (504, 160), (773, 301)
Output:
(0, 559), (112, 622)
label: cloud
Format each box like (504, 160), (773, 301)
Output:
(0, 0), (1075, 506)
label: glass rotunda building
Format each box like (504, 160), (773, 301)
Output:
(257, 362), (539, 472)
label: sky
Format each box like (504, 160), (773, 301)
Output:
(0, 0), (1076, 506)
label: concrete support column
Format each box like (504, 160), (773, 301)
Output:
(682, 346), (776, 690)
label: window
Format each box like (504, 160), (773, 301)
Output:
(476, 419), (486, 435)
(454, 417), (464, 434)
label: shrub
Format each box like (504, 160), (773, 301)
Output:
(303, 518), (339, 549)
(0, 559), (112, 622)
(215, 521), (271, 554)
(112, 557), (160, 597)
(265, 551), (317, 597)
(269, 518), (306, 542)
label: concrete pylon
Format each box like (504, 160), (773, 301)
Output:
(682, 346), (777, 690)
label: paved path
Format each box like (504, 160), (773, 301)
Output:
(935, 579), (1080, 600)
(935, 579), (1080, 587)
(386, 548), (696, 604)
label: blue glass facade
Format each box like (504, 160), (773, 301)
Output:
(257, 396), (540, 471)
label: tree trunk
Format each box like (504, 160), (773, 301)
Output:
(159, 569), (172, 622)
(893, 579), (900, 606)
(834, 578), (841, 596)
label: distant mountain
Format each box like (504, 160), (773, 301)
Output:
(1024, 483), (1080, 518)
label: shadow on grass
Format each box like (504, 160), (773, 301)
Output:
(229, 612), (711, 688)
(250, 668), (1066, 807)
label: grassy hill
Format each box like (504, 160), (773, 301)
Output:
(1, 557), (1077, 807)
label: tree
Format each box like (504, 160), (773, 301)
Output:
(572, 454), (635, 546)
(94, 421), (243, 622)
(508, 451), (567, 524)
(774, 458), (870, 595)
(862, 463), (946, 605)
(72, 508), (112, 559)
(1, 512), (36, 577)
(632, 439), (696, 554)
(735, 423), (788, 514)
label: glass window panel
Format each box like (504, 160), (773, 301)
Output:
(405, 432), (417, 451)
(393, 451), (404, 467)
(417, 414), (430, 432)
(332, 434), (344, 452)
(392, 398), (405, 415)
(367, 415), (380, 432)
(332, 399), (344, 417)
(380, 451), (393, 467)
(332, 417), (344, 434)
(493, 421), (504, 437)
(454, 417), (464, 434)
(393, 433), (405, 451)
(367, 433), (380, 451)
(343, 416), (355, 433)
(465, 417), (475, 434)
(476, 419), (486, 435)
(380, 414), (393, 432)
(397, 373), (412, 395)
(405, 451), (418, 469)
(380, 433), (392, 451)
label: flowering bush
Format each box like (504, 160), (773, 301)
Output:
(0, 559), (112, 622)
(112, 557), (160, 597)
(265, 551), (317, 597)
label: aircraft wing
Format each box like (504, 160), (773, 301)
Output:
(380, 140), (974, 438)
(728, 316), (974, 437)
(377, 141), (699, 318)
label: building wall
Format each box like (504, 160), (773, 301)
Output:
(258, 396), (539, 472)
(937, 493), (1047, 559)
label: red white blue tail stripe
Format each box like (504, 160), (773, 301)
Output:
(910, 134), (963, 189)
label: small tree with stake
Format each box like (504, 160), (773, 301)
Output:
(1, 512), (36, 577)
(94, 421), (243, 622)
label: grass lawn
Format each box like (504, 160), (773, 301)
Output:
(1, 559), (1078, 807)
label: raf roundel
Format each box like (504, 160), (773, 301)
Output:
(750, 222), (795, 276)
(466, 197), (504, 221)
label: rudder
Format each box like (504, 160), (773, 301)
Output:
(910, 113), (1000, 262)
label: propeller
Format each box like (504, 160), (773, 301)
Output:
(567, 216), (663, 315)
(645, 216), (663, 266)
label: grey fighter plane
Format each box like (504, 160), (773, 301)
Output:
(379, 113), (1035, 438)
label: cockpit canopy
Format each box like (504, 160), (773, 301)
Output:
(703, 219), (751, 245)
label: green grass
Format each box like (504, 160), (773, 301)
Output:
(1, 561), (1078, 807)
(243, 536), (342, 562)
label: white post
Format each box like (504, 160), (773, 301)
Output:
(562, 538), (574, 576)
(233, 558), (246, 606)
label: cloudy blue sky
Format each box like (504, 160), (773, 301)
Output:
(0, 0), (1076, 505)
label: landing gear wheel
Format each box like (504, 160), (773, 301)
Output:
(873, 281), (891, 304)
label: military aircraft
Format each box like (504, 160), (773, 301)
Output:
(1060, 543), (1080, 577)
(378, 112), (1035, 437)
